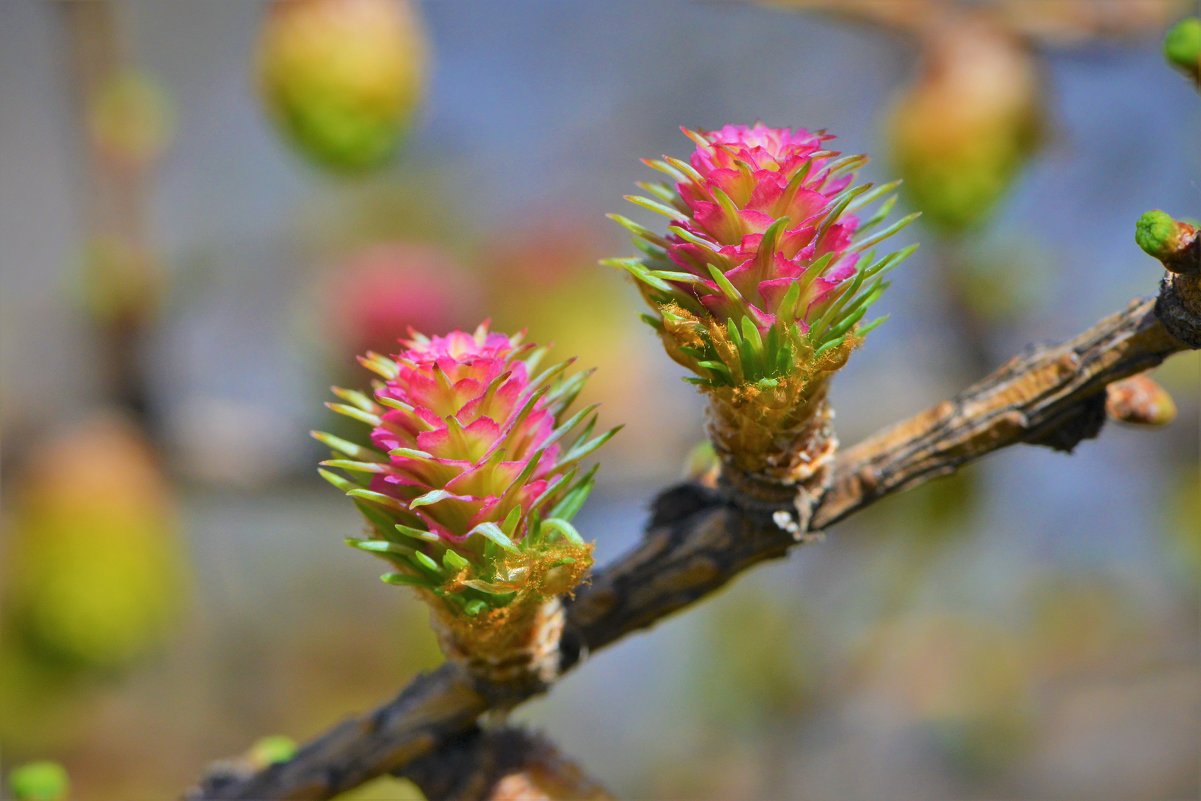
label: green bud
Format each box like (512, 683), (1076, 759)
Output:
(1136, 210), (1200, 275)
(248, 734), (298, 767)
(8, 762), (69, 801)
(1136, 210), (1180, 260)
(1164, 18), (1201, 77)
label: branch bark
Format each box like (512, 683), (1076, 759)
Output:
(186, 284), (1195, 801)
(816, 295), (1182, 527)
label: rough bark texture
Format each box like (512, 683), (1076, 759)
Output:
(816, 295), (1182, 527)
(186, 285), (1196, 801)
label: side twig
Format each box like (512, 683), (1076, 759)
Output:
(403, 727), (617, 801)
(187, 268), (1198, 800)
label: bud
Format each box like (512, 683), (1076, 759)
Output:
(886, 18), (1043, 232)
(1105, 374), (1177, 427)
(682, 440), (719, 486)
(248, 735), (298, 768)
(257, 0), (427, 174)
(1164, 17), (1201, 81)
(7, 762), (69, 801)
(1135, 210), (1200, 274)
(316, 324), (618, 688)
(88, 71), (173, 168)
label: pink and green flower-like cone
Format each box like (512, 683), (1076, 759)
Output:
(606, 124), (917, 508)
(315, 324), (616, 689)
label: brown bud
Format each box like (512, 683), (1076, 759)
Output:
(1105, 374), (1177, 427)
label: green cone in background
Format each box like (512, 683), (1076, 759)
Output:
(886, 18), (1043, 232)
(1, 415), (189, 749)
(257, 0), (428, 174)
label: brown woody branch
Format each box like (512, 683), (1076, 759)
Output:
(752, 0), (1185, 44)
(753, 0), (949, 35)
(816, 294), (1183, 527)
(188, 269), (1197, 801)
(988, 0), (1188, 46)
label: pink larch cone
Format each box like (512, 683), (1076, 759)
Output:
(316, 324), (618, 690)
(608, 124), (917, 512)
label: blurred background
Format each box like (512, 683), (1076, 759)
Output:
(1, 0), (1198, 799)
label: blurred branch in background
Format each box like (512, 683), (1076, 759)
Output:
(751, 0), (947, 35)
(754, 0), (1187, 44)
(58, 0), (172, 435)
(188, 236), (1201, 799)
(991, 0), (1193, 45)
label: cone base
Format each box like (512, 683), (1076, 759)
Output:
(431, 597), (566, 700)
(709, 394), (837, 517)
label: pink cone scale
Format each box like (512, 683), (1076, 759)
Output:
(315, 324), (616, 618)
(607, 124), (918, 387)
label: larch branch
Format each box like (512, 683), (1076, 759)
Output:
(187, 271), (1197, 801)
